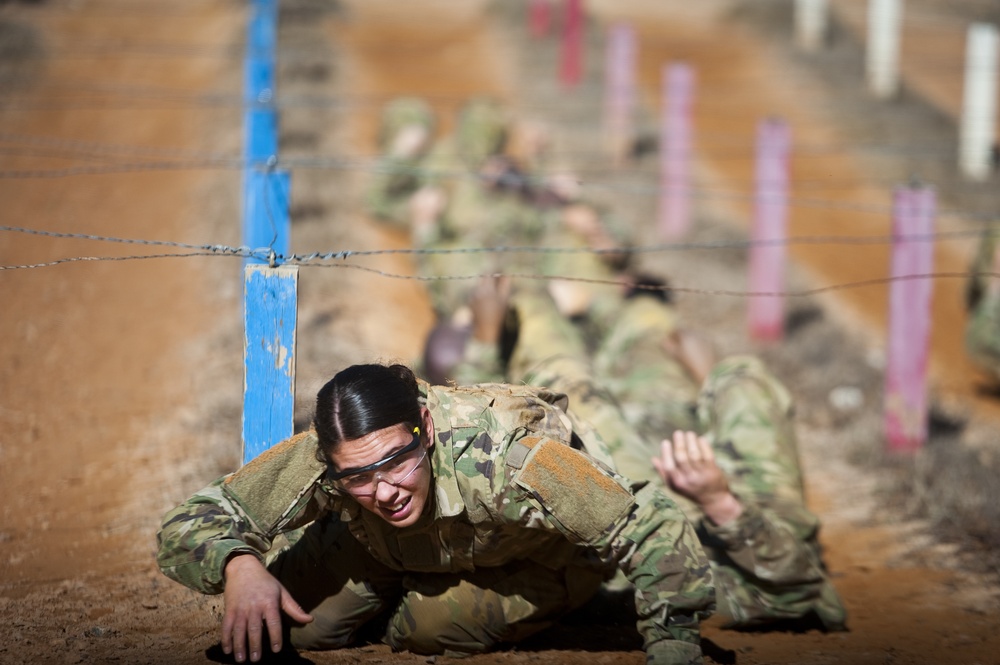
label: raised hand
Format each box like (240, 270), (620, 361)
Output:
(652, 430), (743, 526)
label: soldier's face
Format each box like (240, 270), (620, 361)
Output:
(331, 408), (434, 528)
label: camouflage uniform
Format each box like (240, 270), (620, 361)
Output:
(593, 294), (702, 440)
(965, 226), (1000, 381)
(414, 99), (552, 317)
(363, 97), (436, 230)
(464, 289), (847, 630)
(157, 380), (714, 663)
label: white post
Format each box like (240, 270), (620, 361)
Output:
(960, 23), (999, 181)
(795, 0), (828, 52)
(866, 0), (903, 99)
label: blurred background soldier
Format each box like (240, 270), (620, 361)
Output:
(410, 97), (551, 318)
(439, 277), (848, 632)
(364, 96), (437, 230)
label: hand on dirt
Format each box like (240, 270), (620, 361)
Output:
(652, 430), (743, 526)
(221, 554), (312, 663)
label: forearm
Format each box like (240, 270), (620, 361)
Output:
(157, 431), (331, 595)
(699, 491), (743, 527)
(156, 480), (272, 594)
(701, 498), (825, 586)
(611, 485), (714, 657)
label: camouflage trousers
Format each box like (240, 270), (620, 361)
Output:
(267, 516), (603, 656)
(505, 289), (846, 630)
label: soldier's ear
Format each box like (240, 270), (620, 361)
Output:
(420, 407), (434, 447)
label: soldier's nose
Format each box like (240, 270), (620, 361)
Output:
(373, 478), (399, 504)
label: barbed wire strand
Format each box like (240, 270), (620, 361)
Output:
(3, 224), (998, 261)
(0, 247), (990, 300)
(0, 156), (996, 224)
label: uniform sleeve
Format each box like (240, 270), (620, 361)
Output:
(155, 432), (330, 595)
(611, 484), (715, 664)
(502, 437), (714, 664)
(156, 477), (271, 594)
(700, 497), (824, 586)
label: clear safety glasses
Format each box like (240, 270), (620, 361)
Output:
(330, 427), (428, 498)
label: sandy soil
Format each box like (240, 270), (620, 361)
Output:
(1, 1), (1000, 664)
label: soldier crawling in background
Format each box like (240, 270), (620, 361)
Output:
(363, 96), (437, 231)
(432, 275), (848, 632)
(364, 96), (633, 328)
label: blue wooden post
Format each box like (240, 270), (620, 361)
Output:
(243, 0), (289, 263)
(241, 0), (297, 464)
(243, 265), (298, 464)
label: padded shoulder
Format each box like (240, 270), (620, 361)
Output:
(223, 431), (325, 531)
(511, 437), (635, 543)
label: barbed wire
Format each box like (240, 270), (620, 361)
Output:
(3, 223), (996, 258)
(0, 244), (990, 300)
(0, 252), (236, 271)
(0, 151), (995, 223)
(9, 29), (999, 75)
(2, 84), (997, 116)
(303, 264), (989, 299)
(2, 222), (996, 288)
(0, 128), (971, 165)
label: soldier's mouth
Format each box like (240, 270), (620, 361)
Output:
(382, 497), (410, 515)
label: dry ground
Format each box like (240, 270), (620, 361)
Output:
(2, 1), (1000, 664)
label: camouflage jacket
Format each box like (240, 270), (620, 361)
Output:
(157, 381), (714, 662)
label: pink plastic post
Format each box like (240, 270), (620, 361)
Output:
(748, 117), (791, 342)
(884, 185), (936, 453)
(658, 62), (694, 239)
(603, 22), (636, 166)
(559, 0), (583, 88)
(529, 0), (552, 38)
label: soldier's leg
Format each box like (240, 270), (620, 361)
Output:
(266, 516), (404, 650)
(506, 288), (653, 482)
(696, 355), (805, 507)
(385, 561), (604, 656)
(593, 295), (702, 441)
(696, 356), (848, 630)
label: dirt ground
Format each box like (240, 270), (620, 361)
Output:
(2, 1), (1000, 664)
